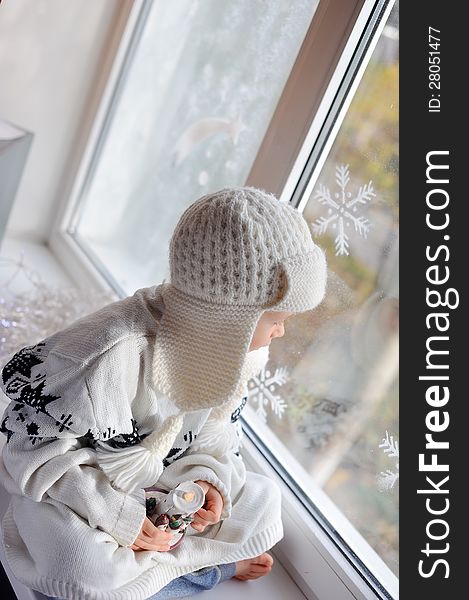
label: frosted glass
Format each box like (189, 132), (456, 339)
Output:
(74, 0), (319, 293)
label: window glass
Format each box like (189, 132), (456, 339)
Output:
(72, 0), (319, 292)
(251, 2), (399, 577)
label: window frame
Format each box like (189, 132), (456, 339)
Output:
(47, 1), (399, 597)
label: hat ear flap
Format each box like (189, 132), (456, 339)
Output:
(267, 247), (327, 313)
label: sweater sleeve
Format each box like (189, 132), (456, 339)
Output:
(0, 341), (146, 547)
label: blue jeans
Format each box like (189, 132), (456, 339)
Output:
(45, 562), (236, 599)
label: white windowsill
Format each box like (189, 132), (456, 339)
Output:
(0, 236), (76, 292)
(0, 236), (307, 600)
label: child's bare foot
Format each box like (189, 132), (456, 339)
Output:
(234, 553), (274, 581)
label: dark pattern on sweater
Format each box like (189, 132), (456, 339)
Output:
(2, 344), (60, 413)
(2, 343), (46, 383)
(0, 416), (13, 443)
(0, 344), (69, 444)
(230, 395), (248, 423)
(103, 419), (148, 448)
(163, 430), (198, 467)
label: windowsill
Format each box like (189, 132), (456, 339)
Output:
(197, 561), (307, 599)
(0, 236), (307, 600)
(0, 236), (76, 292)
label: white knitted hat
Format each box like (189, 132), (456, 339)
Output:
(152, 186), (327, 411)
(97, 187), (327, 493)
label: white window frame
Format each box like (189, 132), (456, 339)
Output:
(47, 1), (399, 597)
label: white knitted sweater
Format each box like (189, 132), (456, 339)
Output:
(0, 286), (283, 600)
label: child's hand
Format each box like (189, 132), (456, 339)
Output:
(191, 480), (224, 532)
(130, 516), (173, 552)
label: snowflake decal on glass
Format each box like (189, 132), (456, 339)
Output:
(377, 430), (399, 492)
(247, 364), (289, 423)
(311, 164), (375, 256)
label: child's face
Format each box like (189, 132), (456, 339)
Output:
(248, 311), (294, 352)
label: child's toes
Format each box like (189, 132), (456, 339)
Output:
(254, 553), (274, 567)
(253, 561), (271, 571)
(252, 565), (272, 573)
(251, 566), (271, 575)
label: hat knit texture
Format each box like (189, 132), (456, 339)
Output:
(169, 186), (322, 307)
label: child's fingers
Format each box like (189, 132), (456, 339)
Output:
(132, 537), (171, 552)
(141, 518), (173, 543)
(142, 519), (154, 535)
(250, 565), (272, 574)
(142, 517), (168, 536)
(190, 516), (208, 529)
(191, 518), (211, 531)
(195, 507), (218, 523)
(191, 509), (223, 531)
(200, 495), (223, 519)
(193, 511), (212, 524)
(196, 506), (212, 518)
(131, 516), (174, 551)
(141, 527), (172, 542)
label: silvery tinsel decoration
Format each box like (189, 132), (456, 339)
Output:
(0, 252), (117, 365)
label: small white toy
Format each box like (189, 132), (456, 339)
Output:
(145, 481), (205, 549)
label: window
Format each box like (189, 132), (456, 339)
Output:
(66, 0), (320, 294)
(243, 0), (399, 595)
(53, 0), (398, 597)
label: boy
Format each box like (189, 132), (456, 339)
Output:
(0, 187), (326, 599)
